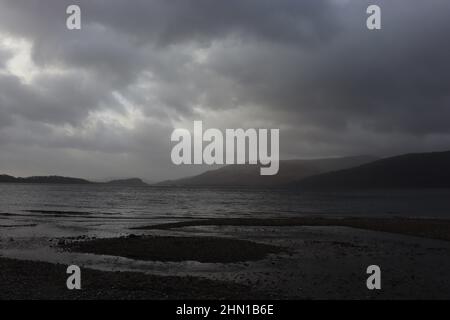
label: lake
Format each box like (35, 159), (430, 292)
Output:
(1, 184), (450, 237)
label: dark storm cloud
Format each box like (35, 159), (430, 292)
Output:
(0, 0), (339, 84)
(78, 0), (339, 46)
(0, 72), (122, 126)
(202, 0), (450, 136)
(0, 0), (449, 180)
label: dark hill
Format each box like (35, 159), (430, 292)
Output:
(0, 174), (150, 186)
(0, 175), (18, 183)
(0, 175), (92, 184)
(158, 155), (377, 187)
(294, 151), (450, 189)
(105, 178), (148, 186)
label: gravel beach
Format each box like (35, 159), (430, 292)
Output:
(2, 216), (450, 299)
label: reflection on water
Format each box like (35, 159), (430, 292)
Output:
(1, 184), (450, 232)
(1, 183), (450, 275)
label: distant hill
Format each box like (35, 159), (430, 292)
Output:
(0, 175), (148, 186)
(0, 175), (92, 184)
(157, 155), (377, 187)
(105, 178), (148, 186)
(294, 151), (450, 189)
(0, 175), (18, 183)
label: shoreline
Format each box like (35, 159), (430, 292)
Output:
(133, 216), (450, 242)
(0, 257), (262, 300)
(2, 215), (450, 299)
(62, 235), (285, 263)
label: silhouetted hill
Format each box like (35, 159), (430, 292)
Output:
(158, 156), (377, 187)
(0, 175), (92, 184)
(0, 175), (18, 183)
(0, 174), (151, 186)
(105, 178), (148, 186)
(294, 151), (450, 189)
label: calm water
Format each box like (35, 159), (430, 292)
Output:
(1, 184), (450, 231)
(1, 183), (450, 272)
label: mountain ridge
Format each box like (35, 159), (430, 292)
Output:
(4, 150), (449, 189)
(0, 175), (148, 186)
(293, 150), (450, 189)
(157, 155), (378, 187)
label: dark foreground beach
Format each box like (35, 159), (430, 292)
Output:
(2, 216), (450, 299)
(0, 257), (260, 300)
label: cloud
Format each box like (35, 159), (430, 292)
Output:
(0, 0), (449, 180)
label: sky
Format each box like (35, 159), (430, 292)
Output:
(0, 0), (449, 181)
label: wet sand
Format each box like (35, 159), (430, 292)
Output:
(133, 216), (450, 242)
(2, 216), (450, 299)
(0, 257), (261, 300)
(63, 235), (284, 263)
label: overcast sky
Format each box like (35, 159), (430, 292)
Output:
(0, 0), (449, 181)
